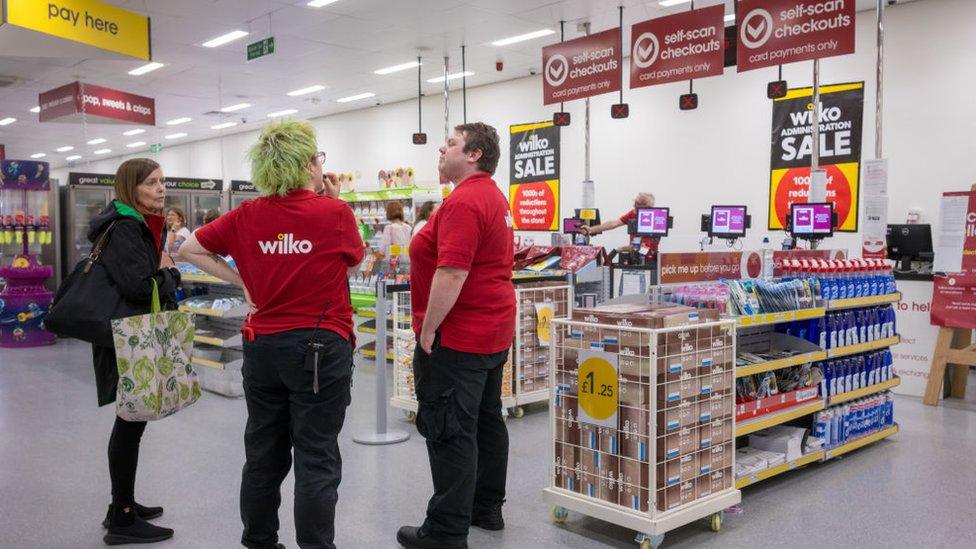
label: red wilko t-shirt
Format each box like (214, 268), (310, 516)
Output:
(410, 172), (515, 354)
(619, 209), (660, 255)
(195, 189), (364, 339)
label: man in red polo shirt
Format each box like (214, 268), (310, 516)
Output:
(397, 123), (515, 549)
(581, 192), (660, 256)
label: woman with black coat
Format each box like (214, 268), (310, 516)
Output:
(88, 158), (182, 545)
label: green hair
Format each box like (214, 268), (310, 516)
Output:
(248, 120), (318, 196)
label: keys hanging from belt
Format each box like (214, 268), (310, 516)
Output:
(305, 340), (326, 394)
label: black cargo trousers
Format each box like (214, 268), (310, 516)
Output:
(413, 336), (510, 544)
(239, 328), (353, 549)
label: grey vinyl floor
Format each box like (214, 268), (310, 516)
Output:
(2, 338), (976, 548)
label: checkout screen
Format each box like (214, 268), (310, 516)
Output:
(791, 203), (833, 234)
(711, 206), (746, 236)
(635, 207), (669, 236)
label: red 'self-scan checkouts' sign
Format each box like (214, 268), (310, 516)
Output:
(542, 28), (621, 106)
(736, 0), (856, 73)
(630, 5), (725, 88)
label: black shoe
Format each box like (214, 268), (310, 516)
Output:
(471, 500), (505, 531)
(396, 525), (467, 549)
(102, 503), (164, 528)
(103, 511), (174, 545)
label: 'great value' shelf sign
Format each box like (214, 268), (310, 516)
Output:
(3, 0), (151, 60)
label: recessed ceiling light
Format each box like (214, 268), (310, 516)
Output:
(287, 85), (326, 97)
(87, 138), (107, 145)
(490, 29), (555, 47)
(427, 71), (475, 84)
(266, 109), (298, 118)
(94, 148), (112, 155)
(374, 61), (421, 75)
(211, 121), (237, 130)
(336, 92), (375, 103)
(307, 0), (340, 7)
(29, 106), (40, 113)
(66, 155), (82, 161)
(659, 0), (691, 6)
(56, 146), (74, 152)
(30, 153), (46, 159)
(165, 132), (187, 139)
(166, 117), (192, 125)
(129, 62), (165, 76)
(202, 30), (249, 48)
(126, 141), (146, 148)
(220, 103), (251, 113)
(0, 117), (16, 126)
(123, 128), (146, 136)
(724, 13), (735, 22)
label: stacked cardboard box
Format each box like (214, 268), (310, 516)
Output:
(551, 302), (734, 514)
(513, 282), (570, 395)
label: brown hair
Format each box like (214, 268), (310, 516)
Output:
(455, 122), (500, 175)
(114, 158), (161, 212)
(166, 206), (187, 226)
(417, 201), (437, 223)
(386, 201), (405, 222)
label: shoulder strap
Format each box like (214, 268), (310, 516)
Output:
(83, 220), (119, 274)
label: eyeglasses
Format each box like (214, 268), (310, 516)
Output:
(314, 151), (326, 164)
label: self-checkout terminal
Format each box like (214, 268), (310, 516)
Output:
(700, 205), (751, 249)
(784, 202), (838, 249)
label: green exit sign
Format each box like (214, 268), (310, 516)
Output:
(247, 37), (275, 61)
(149, 143), (162, 153)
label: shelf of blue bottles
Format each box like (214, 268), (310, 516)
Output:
(0, 159), (56, 347)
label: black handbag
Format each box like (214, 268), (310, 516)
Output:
(46, 221), (140, 347)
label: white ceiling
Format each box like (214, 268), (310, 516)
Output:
(0, 0), (911, 165)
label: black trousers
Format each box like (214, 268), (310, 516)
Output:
(108, 415), (147, 507)
(413, 340), (509, 543)
(239, 329), (353, 549)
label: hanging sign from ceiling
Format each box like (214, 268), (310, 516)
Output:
(630, 5), (725, 88)
(2, 0), (151, 60)
(736, 0), (856, 73)
(39, 81), (155, 125)
(542, 28), (621, 106)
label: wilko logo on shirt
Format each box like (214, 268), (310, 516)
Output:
(258, 233), (313, 255)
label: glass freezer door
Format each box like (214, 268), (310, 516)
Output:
(69, 188), (113, 271)
(191, 194), (222, 229)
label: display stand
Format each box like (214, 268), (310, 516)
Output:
(354, 280), (409, 445)
(545, 317), (739, 548)
(178, 270), (245, 397)
(923, 327), (972, 405)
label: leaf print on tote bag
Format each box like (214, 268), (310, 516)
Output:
(111, 280), (200, 421)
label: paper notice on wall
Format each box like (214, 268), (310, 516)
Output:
(862, 159), (888, 196)
(861, 196), (888, 259)
(933, 195), (968, 273)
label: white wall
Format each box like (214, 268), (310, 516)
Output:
(53, 0), (976, 255)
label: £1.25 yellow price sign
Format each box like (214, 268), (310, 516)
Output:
(535, 303), (554, 347)
(577, 350), (619, 428)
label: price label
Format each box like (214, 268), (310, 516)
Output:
(535, 303), (554, 347)
(577, 349), (619, 428)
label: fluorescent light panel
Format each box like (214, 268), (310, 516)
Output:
(266, 109), (298, 118)
(30, 106), (40, 113)
(287, 84), (326, 97)
(129, 62), (165, 76)
(126, 141), (146, 148)
(202, 30), (249, 48)
(56, 146), (74, 152)
(211, 122), (237, 129)
(307, 0), (340, 7)
(0, 117), (16, 126)
(94, 149), (112, 155)
(123, 128), (146, 136)
(374, 61), (421, 75)
(30, 153), (46, 159)
(427, 71), (474, 84)
(490, 29), (555, 46)
(336, 92), (375, 103)
(659, 0), (691, 6)
(87, 138), (107, 145)
(66, 155), (82, 161)
(165, 132), (187, 139)
(220, 103), (251, 113)
(166, 117), (192, 125)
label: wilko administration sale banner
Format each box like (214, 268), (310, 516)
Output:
(736, 0), (856, 73)
(509, 121), (560, 231)
(768, 82), (864, 232)
(542, 28), (621, 105)
(630, 4), (724, 88)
